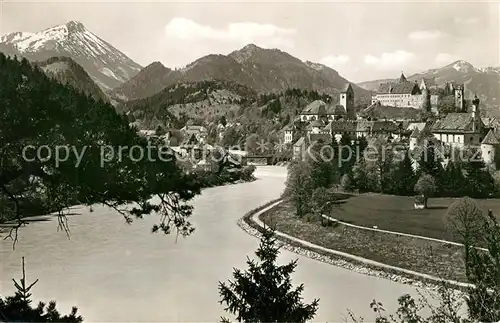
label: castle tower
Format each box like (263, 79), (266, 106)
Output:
(421, 87), (431, 112)
(340, 83), (355, 120)
(472, 94), (480, 120)
(454, 85), (464, 112)
(481, 129), (498, 166)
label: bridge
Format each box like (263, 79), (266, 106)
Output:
(242, 155), (275, 165)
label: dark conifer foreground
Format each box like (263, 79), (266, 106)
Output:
(0, 257), (83, 322)
(0, 53), (202, 239)
(218, 227), (319, 322)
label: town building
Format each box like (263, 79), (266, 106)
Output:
(328, 121), (357, 142)
(431, 95), (486, 148)
(283, 124), (294, 144)
(371, 73), (423, 108)
(371, 73), (454, 109)
(180, 125), (208, 144)
(480, 129), (499, 165)
(299, 84), (355, 122)
(293, 137), (307, 160)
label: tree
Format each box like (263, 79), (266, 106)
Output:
(437, 95), (457, 115)
(390, 150), (416, 196)
(245, 133), (261, 154)
(283, 161), (314, 216)
(307, 139), (337, 188)
(441, 160), (467, 197)
(155, 124), (166, 136)
(463, 156), (496, 198)
(0, 257), (83, 322)
(341, 172), (355, 192)
(446, 197), (485, 245)
(0, 53), (201, 244)
(414, 174), (436, 208)
(311, 186), (331, 216)
(351, 156), (376, 193)
(364, 140), (394, 193)
(220, 127), (240, 147)
(338, 133), (355, 176)
(417, 143), (444, 194)
(219, 115), (227, 127)
(218, 227), (319, 322)
(462, 208), (500, 321)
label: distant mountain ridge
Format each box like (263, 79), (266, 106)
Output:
(111, 44), (372, 104)
(357, 60), (500, 107)
(0, 21), (142, 90)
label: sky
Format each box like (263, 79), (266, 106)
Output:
(1, 0), (499, 82)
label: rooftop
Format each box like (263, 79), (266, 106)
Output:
(482, 129), (500, 145)
(361, 103), (421, 120)
(301, 100), (347, 115)
(377, 81), (420, 95)
(431, 113), (476, 132)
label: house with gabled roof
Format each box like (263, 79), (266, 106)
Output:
(307, 119), (328, 134)
(431, 95), (486, 148)
(327, 120), (357, 142)
(180, 125), (208, 144)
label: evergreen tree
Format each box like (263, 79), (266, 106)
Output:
(442, 161), (467, 197)
(218, 227), (319, 322)
(417, 143), (444, 193)
(0, 257), (83, 322)
(0, 53), (201, 240)
(352, 157), (371, 192)
(464, 158), (496, 198)
(390, 150), (416, 196)
(338, 133), (355, 176)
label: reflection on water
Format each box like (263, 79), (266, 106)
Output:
(0, 166), (420, 322)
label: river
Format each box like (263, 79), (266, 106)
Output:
(0, 166), (423, 322)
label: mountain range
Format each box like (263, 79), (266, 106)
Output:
(358, 60), (500, 106)
(0, 21), (142, 90)
(110, 44), (372, 105)
(1, 20), (499, 113)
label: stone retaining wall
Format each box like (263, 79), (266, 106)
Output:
(237, 199), (471, 293)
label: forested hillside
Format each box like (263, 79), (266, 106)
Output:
(0, 53), (200, 237)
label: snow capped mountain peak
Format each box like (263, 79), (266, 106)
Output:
(0, 21), (142, 90)
(448, 60), (476, 73)
(65, 20), (87, 33)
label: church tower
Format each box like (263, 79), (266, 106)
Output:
(399, 72), (407, 83)
(340, 83), (355, 120)
(454, 84), (465, 112)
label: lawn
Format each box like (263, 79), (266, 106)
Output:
(259, 201), (467, 282)
(330, 194), (500, 243)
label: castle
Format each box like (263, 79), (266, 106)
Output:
(370, 73), (460, 110)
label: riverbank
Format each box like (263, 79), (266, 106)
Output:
(0, 166), (257, 234)
(239, 199), (470, 289)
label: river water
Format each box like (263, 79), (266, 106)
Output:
(1, 166), (422, 322)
